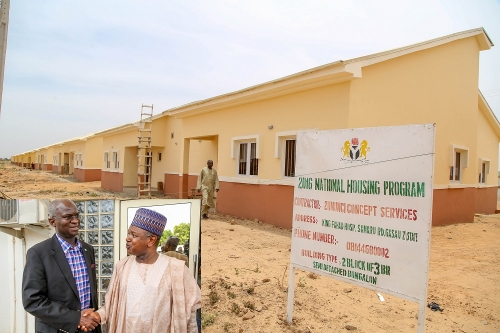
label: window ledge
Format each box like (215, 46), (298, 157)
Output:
(434, 184), (496, 189)
(103, 169), (121, 173)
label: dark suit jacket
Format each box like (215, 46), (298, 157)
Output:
(22, 234), (101, 333)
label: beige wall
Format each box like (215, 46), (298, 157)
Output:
(476, 105), (500, 186)
(152, 117), (183, 175)
(102, 129), (139, 173)
(87, 137), (103, 168)
(348, 37), (481, 185)
(181, 82), (350, 180)
(68, 136), (104, 169)
(188, 140), (218, 175)
(151, 147), (164, 187)
(45, 147), (54, 165)
(52, 145), (66, 167)
(123, 147), (138, 187)
(101, 117), (181, 188)
(68, 141), (84, 170)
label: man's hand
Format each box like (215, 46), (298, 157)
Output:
(86, 311), (101, 324)
(216, 189), (219, 192)
(78, 309), (100, 332)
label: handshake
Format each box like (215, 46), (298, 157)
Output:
(78, 308), (101, 332)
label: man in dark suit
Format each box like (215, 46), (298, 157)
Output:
(22, 199), (101, 333)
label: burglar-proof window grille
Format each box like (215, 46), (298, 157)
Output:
(284, 139), (296, 177)
(75, 200), (116, 307)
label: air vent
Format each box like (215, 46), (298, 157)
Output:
(0, 200), (18, 223)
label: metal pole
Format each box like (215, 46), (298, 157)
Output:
(0, 0), (10, 116)
(417, 300), (426, 333)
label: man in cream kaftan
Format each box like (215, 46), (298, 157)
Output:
(196, 160), (219, 219)
(83, 208), (201, 333)
(95, 255), (200, 333)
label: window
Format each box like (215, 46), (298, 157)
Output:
(284, 139), (296, 177)
(478, 159), (490, 184)
(238, 142), (258, 175)
(231, 135), (261, 176)
(449, 151), (461, 181)
(112, 151), (119, 169)
(158, 152), (162, 162)
(74, 199), (116, 307)
(275, 131), (298, 178)
(75, 153), (83, 167)
(53, 155), (58, 166)
(104, 152), (110, 169)
(449, 145), (468, 182)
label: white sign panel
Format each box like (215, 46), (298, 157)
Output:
(290, 124), (434, 301)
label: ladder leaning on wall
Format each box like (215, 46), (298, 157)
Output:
(137, 104), (153, 198)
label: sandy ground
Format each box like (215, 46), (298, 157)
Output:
(0, 162), (147, 199)
(2, 162), (499, 332)
(201, 214), (500, 333)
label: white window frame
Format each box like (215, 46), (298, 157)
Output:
(449, 144), (469, 183)
(104, 152), (110, 169)
(112, 150), (119, 170)
(238, 141), (258, 176)
(275, 131), (297, 178)
(74, 153), (83, 167)
(478, 158), (490, 185)
(53, 155), (58, 166)
(231, 135), (261, 177)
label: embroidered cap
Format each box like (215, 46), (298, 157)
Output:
(130, 208), (167, 236)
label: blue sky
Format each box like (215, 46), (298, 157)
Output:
(0, 0), (499, 158)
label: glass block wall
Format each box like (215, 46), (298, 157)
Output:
(75, 200), (116, 306)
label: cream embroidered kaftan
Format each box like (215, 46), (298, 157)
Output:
(96, 255), (201, 333)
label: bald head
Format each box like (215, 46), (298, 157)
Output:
(48, 199), (76, 219)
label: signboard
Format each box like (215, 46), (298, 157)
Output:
(287, 124), (435, 331)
